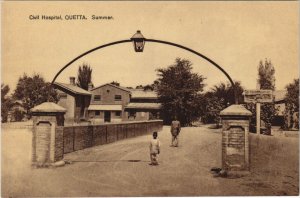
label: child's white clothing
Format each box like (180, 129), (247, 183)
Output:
(150, 139), (161, 154)
(149, 138), (161, 165)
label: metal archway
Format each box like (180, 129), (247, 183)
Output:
(51, 38), (237, 104)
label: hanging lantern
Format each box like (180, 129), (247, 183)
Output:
(131, 30), (145, 52)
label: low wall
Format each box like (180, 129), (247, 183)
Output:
(61, 120), (163, 154)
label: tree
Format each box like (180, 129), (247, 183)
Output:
(143, 85), (153, 91)
(283, 78), (299, 129)
(253, 59), (277, 134)
(210, 81), (244, 105)
(76, 63), (93, 90)
(110, 81), (120, 86)
(135, 85), (143, 89)
(143, 81), (160, 91)
(201, 81), (244, 127)
(1, 84), (12, 122)
(12, 109), (25, 122)
(285, 78), (299, 110)
(258, 59), (275, 90)
(13, 73), (58, 117)
(134, 81), (159, 91)
(201, 95), (225, 127)
(156, 58), (206, 126)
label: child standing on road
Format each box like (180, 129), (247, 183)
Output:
(149, 131), (161, 165)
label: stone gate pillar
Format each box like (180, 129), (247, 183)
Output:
(220, 105), (252, 173)
(31, 102), (66, 167)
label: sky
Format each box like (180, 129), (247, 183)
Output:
(1, 1), (299, 93)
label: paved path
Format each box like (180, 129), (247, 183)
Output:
(62, 126), (223, 196)
(1, 125), (298, 196)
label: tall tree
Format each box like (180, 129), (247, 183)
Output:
(76, 63), (93, 90)
(283, 78), (299, 129)
(256, 59), (277, 134)
(156, 58), (206, 126)
(13, 73), (58, 117)
(1, 84), (12, 122)
(258, 59), (275, 90)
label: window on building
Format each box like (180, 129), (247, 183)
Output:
(149, 112), (158, 120)
(95, 111), (100, 116)
(115, 95), (122, 101)
(115, 111), (121, 117)
(94, 95), (101, 101)
(129, 111), (136, 117)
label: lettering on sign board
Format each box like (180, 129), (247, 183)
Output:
(243, 89), (273, 103)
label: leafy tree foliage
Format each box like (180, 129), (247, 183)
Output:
(1, 84), (12, 122)
(259, 59), (276, 134)
(201, 81), (244, 126)
(13, 74), (58, 117)
(201, 95), (225, 127)
(135, 81), (159, 91)
(76, 64), (93, 90)
(283, 78), (299, 129)
(143, 85), (154, 91)
(258, 59), (275, 90)
(135, 85), (143, 89)
(143, 80), (160, 91)
(156, 58), (206, 126)
(12, 109), (25, 122)
(110, 81), (120, 86)
(260, 103), (277, 135)
(247, 59), (277, 134)
(285, 78), (299, 110)
(210, 81), (244, 105)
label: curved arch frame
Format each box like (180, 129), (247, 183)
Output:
(51, 39), (237, 104)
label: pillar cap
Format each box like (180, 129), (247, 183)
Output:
(220, 105), (252, 116)
(31, 102), (66, 113)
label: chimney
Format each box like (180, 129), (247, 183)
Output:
(88, 83), (93, 91)
(69, 77), (75, 85)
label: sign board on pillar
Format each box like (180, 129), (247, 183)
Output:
(243, 89), (273, 103)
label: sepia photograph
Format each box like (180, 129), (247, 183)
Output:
(1, 1), (299, 196)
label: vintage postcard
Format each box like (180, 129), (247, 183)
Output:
(1, 1), (299, 197)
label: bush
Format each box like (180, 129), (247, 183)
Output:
(12, 109), (25, 122)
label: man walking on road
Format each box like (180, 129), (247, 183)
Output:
(170, 117), (181, 147)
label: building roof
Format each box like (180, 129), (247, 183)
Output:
(220, 104), (252, 116)
(125, 103), (161, 110)
(31, 102), (67, 113)
(88, 104), (122, 111)
(130, 89), (158, 99)
(273, 90), (287, 102)
(91, 83), (131, 93)
(54, 82), (91, 96)
(89, 83), (158, 99)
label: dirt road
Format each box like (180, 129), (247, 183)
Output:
(1, 124), (298, 196)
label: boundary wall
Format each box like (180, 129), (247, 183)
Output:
(62, 120), (163, 154)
